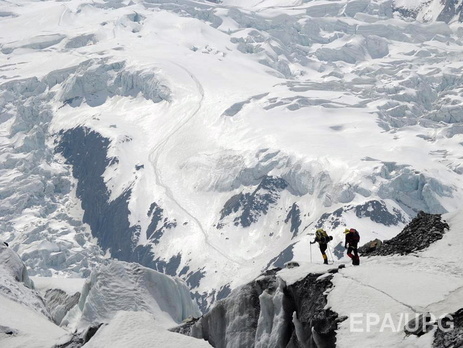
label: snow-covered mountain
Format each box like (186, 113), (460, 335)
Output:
(173, 209), (463, 348)
(1, 0), (463, 315)
(0, 243), (209, 347)
(1, 209), (462, 347)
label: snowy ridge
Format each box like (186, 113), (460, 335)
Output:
(173, 209), (463, 347)
(1, 0), (463, 312)
(0, 247), (207, 348)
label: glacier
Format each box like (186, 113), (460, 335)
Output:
(0, 244), (208, 348)
(1, 0), (463, 337)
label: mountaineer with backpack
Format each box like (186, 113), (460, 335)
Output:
(344, 228), (360, 265)
(310, 228), (333, 264)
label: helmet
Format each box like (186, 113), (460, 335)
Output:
(344, 228), (350, 234)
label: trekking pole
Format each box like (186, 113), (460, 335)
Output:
(327, 246), (335, 264)
(309, 241), (312, 263)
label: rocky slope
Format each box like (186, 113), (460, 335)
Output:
(173, 267), (343, 348)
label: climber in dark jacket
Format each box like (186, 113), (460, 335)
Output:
(344, 228), (360, 265)
(311, 228), (332, 264)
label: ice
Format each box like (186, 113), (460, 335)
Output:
(0, 248), (207, 347)
(1, 0), (463, 320)
(62, 260), (201, 330)
(0, 244), (51, 317)
(254, 277), (288, 348)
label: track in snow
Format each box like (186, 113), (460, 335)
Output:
(148, 62), (244, 266)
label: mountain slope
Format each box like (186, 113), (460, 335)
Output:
(174, 209), (463, 347)
(1, 0), (463, 310)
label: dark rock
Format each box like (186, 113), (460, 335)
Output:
(54, 323), (103, 348)
(217, 285), (231, 301)
(361, 212), (449, 256)
(57, 127), (181, 277)
(56, 127), (139, 262)
(315, 200), (406, 232)
(170, 317), (202, 336)
(358, 239), (383, 254)
(131, 247), (182, 277)
(436, 0), (463, 23)
(218, 176), (288, 228)
(285, 273), (342, 348)
(262, 267), (282, 276)
(145, 202), (177, 245)
(433, 308), (463, 348)
(285, 203), (302, 238)
(354, 200), (406, 226)
(315, 208), (344, 230)
(84, 323), (104, 342)
(266, 244), (295, 269)
(186, 268), (206, 288)
(285, 262), (300, 269)
(404, 313), (434, 336)
(394, 0), (463, 23)
(0, 325), (18, 336)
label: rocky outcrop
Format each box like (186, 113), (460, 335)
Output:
(54, 323), (103, 348)
(315, 200), (407, 232)
(357, 239), (382, 254)
(285, 273), (341, 348)
(433, 308), (463, 348)
(218, 176), (288, 229)
(57, 127), (181, 278)
(172, 267), (343, 348)
(360, 212), (449, 256)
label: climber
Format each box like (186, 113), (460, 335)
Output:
(310, 228), (333, 264)
(344, 228), (360, 265)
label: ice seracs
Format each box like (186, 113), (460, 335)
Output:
(62, 260), (201, 331)
(1, 0), (463, 327)
(0, 246), (208, 348)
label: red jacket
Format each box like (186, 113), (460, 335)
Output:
(345, 230), (360, 246)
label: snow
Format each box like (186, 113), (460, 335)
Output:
(82, 311), (210, 348)
(31, 276), (86, 296)
(0, 246), (209, 347)
(328, 208), (463, 348)
(262, 209), (463, 347)
(1, 0), (463, 333)
(278, 261), (340, 285)
(0, 294), (67, 348)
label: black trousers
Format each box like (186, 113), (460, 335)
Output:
(347, 244), (358, 258)
(319, 243), (327, 255)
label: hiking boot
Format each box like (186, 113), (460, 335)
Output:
(324, 259), (328, 265)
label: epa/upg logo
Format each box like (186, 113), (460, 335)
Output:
(349, 312), (454, 333)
